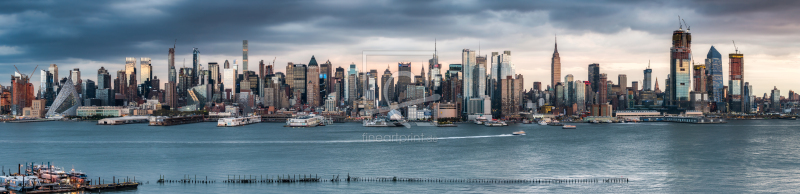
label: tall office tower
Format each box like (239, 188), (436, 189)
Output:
(207, 62), (219, 85)
(126, 57), (136, 81)
(97, 67), (111, 89)
(116, 70), (127, 96)
(347, 68), (358, 105)
(770, 86), (780, 112)
(223, 62), (237, 100)
(574, 80), (586, 111)
(475, 55), (487, 97)
(428, 55), (441, 88)
(178, 67), (193, 101)
(193, 48), (200, 86)
(396, 62), (412, 101)
(293, 63), (307, 104)
(743, 82), (752, 113)
(164, 82), (177, 109)
(618, 74), (627, 93)
(82, 79), (96, 100)
(71, 68), (82, 95)
(307, 60), (320, 107)
(48, 64), (59, 85)
(490, 52), (499, 83)
(599, 73), (608, 104)
(533, 82), (541, 91)
(729, 52), (744, 112)
(500, 75), (523, 118)
(369, 69), (379, 101)
(461, 49), (476, 115)
(140, 57), (152, 84)
(588, 63), (600, 92)
(643, 64), (652, 91)
(706, 46), (723, 103)
(551, 38), (561, 89)
(286, 62), (294, 89)
(669, 25), (692, 107)
(381, 67), (395, 104)
(168, 47), (176, 83)
(693, 64), (706, 92)
(565, 74), (574, 106)
(321, 60), (333, 96)
(335, 66), (345, 103)
(242, 40), (248, 71)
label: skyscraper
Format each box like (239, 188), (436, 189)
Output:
(729, 52), (744, 112)
(307, 57), (320, 107)
(396, 62), (411, 101)
(381, 67), (394, 104)
(551, 37), (561, 89)
(599, 73), (608, 104)
(643, 63), (652, 91)
(97, 67), (111, 89)
(193, 48), (200, 86)
(588, 63), (600, 92)
(242, 40), (248, 71)
(48, 64), (59, 85)
(669, 25), (692, 107)
(169, 47), (176, 83)
(462, 49), (475, 115)
(475, 55), (487, 97)
(140, 57), (152, 84)
(706, 46), (723, 103)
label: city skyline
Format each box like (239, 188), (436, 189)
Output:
(1, 1), (800, 95)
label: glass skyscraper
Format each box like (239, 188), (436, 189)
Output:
(706, 46), (723, 103)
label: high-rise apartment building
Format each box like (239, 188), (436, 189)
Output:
(599, 73), (608, 104)
(193, 48), (200, 86)
(242, 40), (248, 71)
(169, 47), (176, 83)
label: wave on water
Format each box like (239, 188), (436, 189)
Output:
(0, 134), (517, 144)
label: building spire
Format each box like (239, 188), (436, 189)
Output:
(554, 34), (558, 53)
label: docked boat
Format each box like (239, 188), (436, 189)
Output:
(538, 120), (548, 125)
(484, 120), (505, 127)
(218, 115), (262, 127)
(1, 176), (40, 192)
(286, 115), (324, 127)
(363, 117), (406, 127)
(562, 125), (577, 129)
(522, 119), (532, 124)
(512, 131), (526, 135)
(474, 117), (488, 125)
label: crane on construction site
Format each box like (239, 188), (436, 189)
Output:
(732, 40), (739, 54)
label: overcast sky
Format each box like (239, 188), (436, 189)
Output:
(1, 0), (799, 95)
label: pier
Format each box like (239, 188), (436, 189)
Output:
(640, 116), (726, 124)
(149, 115), (205, 126)
(97, 116), (150, 125)
(155, 174), (629, 184)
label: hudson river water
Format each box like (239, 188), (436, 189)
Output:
(2, 120), (800, 193)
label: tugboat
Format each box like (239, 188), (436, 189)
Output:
(512, 131), (526, 135)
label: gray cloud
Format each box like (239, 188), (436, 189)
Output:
(1, 0), (799, 94)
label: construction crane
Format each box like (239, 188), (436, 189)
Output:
(272, 57), (276, 66)
(682, 18), (690, 31)
(12, 65), (37, 79)
(732, 40), (739, 54)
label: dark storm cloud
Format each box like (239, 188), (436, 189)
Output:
(1, 0), (799, 78)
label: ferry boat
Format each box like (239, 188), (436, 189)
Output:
(562, 125), (577, 129)
(484, 120), (505, 127)
(474, 117), (488, 125)
(512, 131), (526, 135)
(218, 115), (262, 127)
(286, 115), (324, 127)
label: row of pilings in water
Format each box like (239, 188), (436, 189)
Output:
(156, 174), (629, 184)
